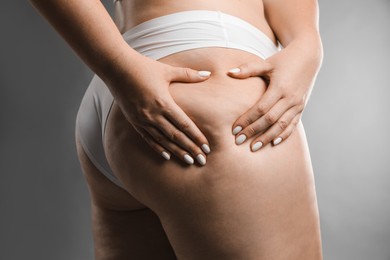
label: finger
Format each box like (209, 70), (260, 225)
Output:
(163, 101), (211, 154)
(146, 125), (207, 166)
(249, 107), (299, 152)
(276, 114), (301, 144)
(227, 59), (272, 79)
(150, 119), (208, 165)
(134, 126), (172, 160)
(232, 88), (281, 136)
(234, 98), (293, 145)
(170, 66), (211, 83)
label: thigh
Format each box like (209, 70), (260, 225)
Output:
(76, 137), (176, 260)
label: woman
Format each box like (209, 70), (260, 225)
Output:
(29, 0), (323, 259)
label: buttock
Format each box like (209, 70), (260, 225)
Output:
(103, 48), (315, 210)
(103, 50), (319, 258)
(104, 96), (313, 212)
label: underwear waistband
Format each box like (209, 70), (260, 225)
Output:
(122, 10), (280, 60)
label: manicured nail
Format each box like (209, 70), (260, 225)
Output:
(273, 137), (283, 146)
(196, 154), (206, 166)
(235, 134), (246, 145)
(251, 142), (263, 152)
(201, 144), (211, 154)
(198, 71), (211, 77)
(232, 126), (242, 135)
(229, 68), (241, 73)
(184, 154), (194, 164)
(161, 151), (171, 160)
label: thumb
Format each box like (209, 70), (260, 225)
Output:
(170, 66), (211, 83)
(227, 60), (273, 79)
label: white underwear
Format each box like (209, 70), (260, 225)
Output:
(122, 10), (279, 60)
(75, 10), (280, 189)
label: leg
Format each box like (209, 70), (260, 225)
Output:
(75, 136), (176, 260)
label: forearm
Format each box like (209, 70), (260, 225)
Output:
(29, 0), (143, 84)
(263, 0), (323, 64)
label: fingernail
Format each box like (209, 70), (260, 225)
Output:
(251, 142), (263, 152)
(235, 134), (246, 145)
(184, 154), (194, 164)
(228, 68), (241, 73)
(161, 151), (171, 160)
(201, 144), (211, 154)
(198, 70), (211, 77)
(196, 154), (206, 166)
(232, 125), (242, 135)
(273, 137), (283, 146)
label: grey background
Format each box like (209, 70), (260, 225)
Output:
(1, 0), (389, 259)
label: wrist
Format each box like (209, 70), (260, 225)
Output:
(96, 40), (142, 83)
(266, 32), (323, 89)
(97, 43), (167, 107)
(282, 31), (323, 66)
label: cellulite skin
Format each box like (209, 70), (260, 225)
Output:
(74, 1), (323, 259)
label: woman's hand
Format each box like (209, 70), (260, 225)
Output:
(109, 56), (212, 165)
(227, 42), (322, 152)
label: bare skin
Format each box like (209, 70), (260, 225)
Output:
(75, 1), (323, 258)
